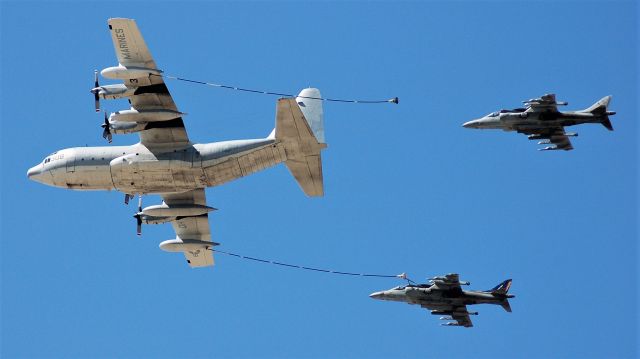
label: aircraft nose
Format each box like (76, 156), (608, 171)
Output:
(462, 120), (479, 128)
(27, 165), (48, 184)
(27, 165), (41, 179)
(369, 291), (385, 300)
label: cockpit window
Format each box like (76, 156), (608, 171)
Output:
(488, 112), (499, 117)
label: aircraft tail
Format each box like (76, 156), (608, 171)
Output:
(583, 95), (615, 131)
(486, 279), (513, 312)
(274, 88), (327, 197)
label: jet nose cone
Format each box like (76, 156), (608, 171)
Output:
(369, 291), (384, 300)
(462, 120), (478, 128)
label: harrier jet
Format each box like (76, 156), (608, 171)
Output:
(463, 94), (615, 151)
(370, 274), (514, 327)
(27, 18), (327, 267)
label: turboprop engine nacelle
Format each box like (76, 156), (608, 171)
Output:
(159, 239), (215, 253)
(92, 84), (136, 100)
(142, 204), (215, 217)
(109, 120), (146, 135)
(110, 109), (184, 122)
(101, 65), (163, 80)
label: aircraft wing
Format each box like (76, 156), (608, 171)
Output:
(449, 306), (474, 327)
(106, 18), (189, 148)
(524, 93), (561, 113)
(431, 273), (464, 293)
(519, 127), (574, 151)
(420, 304), (474, 328)
(161, 189), (214, 268)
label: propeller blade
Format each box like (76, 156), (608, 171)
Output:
(101, 112), (112, 143)
(93, 70), (100, 112)
(135, 214), (142, 236)
(136, 195), (143, 236)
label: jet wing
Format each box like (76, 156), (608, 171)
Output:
(161, 189), (214, 268)
(106, 18), (189, 148)
(524, 93), (562, 113)
(420, 304), (474, 328)
(431, 273), (464, 293)
(519, 127), (574, 151)
(450, 306), (474, 328)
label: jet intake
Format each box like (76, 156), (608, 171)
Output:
(101, 65), (163, 80)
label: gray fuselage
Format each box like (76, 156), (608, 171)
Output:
(27, 138), (285, 194)
(463, 110), (605, 132)
(370, 285), (503, 308)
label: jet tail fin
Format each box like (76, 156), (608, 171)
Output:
(275, 88), (327, 197)
(583, 95), (615, 131)
(488, 279), (512, 295)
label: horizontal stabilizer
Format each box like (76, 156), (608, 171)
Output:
(500, 299), (512, 313)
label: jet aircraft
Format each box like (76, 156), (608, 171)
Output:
(370, 273), (514, 327)
(463, 94), (616, 151)
(27, 18), (327, 268)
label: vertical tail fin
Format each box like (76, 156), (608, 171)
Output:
(583, 95), (614, 131)
(296, 88), (325, 144)
(488, 279), (512, 295)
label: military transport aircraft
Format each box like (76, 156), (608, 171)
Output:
(27, 18), (327, 268)
(370, 273), (514, 327)
(463, 94), (616, 151)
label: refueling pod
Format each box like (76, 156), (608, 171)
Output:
(159, 238), (217, 253)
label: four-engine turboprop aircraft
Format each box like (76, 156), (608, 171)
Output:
(26, 18), (327, 268)
(370, 274), (514, 327)
(463, 94), (616, 151)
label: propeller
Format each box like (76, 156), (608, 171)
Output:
(91, 70), (101, 112)
(101, 112), (112, 143)
(133, 195), (143, 236)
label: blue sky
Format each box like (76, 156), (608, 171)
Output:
(1, 1), (637, 358)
